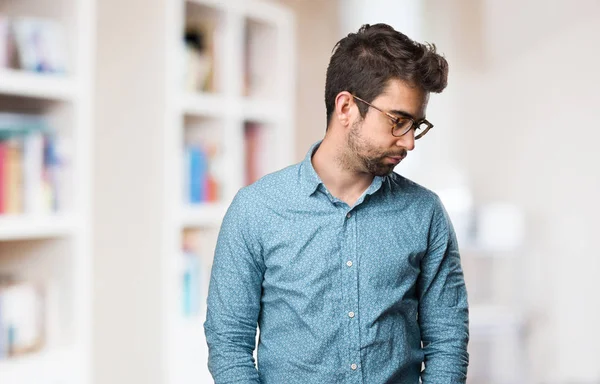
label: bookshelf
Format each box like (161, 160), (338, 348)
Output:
(0, 69), (77, 101)
(0, 214), (76, 241)
(0, 0), (93, 384)
(164, 0), (295, 382)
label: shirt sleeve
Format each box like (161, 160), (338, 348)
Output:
(418, 196), (470, 383)
(204, 190), (265, 383)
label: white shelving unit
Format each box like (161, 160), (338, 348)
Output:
(163, 0), (295, 382)
(0, 214), (77, 241)
(0, 346), (80, 384)
(0, 0), (94, 383)
(0, 69), (78, 101)
(92, 0), (293, 381)
(179, 202), (228, 228)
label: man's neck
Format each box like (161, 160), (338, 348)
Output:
(312, 136), (374, 207)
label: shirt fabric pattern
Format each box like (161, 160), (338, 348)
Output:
(204, 141), (469, 384)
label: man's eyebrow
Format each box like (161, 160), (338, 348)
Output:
(389, 109), (424, 121)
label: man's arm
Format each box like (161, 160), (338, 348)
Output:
(418, 197), (469, 383)
(204, 191), (264, 384)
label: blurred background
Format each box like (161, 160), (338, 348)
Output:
(0, 0), (598, 383)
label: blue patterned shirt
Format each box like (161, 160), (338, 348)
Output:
(205, 142), (469, 383)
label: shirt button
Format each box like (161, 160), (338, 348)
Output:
(350, 363), (357, 370)
(348, 311), (355, 318)
(346, 260), (353, 267)
(346, 212), (351, 218)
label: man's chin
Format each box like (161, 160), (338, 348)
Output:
(370, 165), (396, 177)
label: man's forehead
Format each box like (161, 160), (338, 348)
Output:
(377, 80), (429, 117)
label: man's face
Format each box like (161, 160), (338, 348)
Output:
(347, 79), (429, 176)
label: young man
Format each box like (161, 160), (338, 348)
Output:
(205, 23), (469, 383)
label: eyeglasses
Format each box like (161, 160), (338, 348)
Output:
(352, 95), (433, 140)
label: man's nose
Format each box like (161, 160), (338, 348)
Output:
(396, 131), (415, 151)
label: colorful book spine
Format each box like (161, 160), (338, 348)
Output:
(187, 145), (206, 203)
(23, 131), (44, 213)
(3, 137), (23, 214)
(185, 143), (219, 204)
(0, 113), (66, 215)
(0, 141), (6, 213)
(181, 247), (201, 317)
(43, 133), (60, 211)
(245, 122), (265, 186)
(181, 228), (217, 318)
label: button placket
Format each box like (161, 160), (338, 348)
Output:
(340, 200), (356, 377)
(345, 208), (361, 378)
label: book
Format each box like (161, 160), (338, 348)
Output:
(0, 280), (45, 359)
(0, 113), (63, 215)
(11, 17), (68, 73)
(181, 247), (201, 317)
(181, 228), (218, 318)
(183, 19), (217, 92)
(244, 21), (276, 97)
(3, 137), (22, 214)
(23, 130), (45, 213)
(186, 145), (207, 204)
(184, 142), (220, 204)
(0, 15), (9, 68)
(0, 142), (5, 213)
(245, 122), (264, 185)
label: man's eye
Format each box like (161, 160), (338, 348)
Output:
(395, 117), (412, 128)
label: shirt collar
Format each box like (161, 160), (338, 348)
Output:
(300, 141), (324, 196)
(300, 140), (385, 198)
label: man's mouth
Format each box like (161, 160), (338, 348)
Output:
(388, 152), (407, 161)
(386, 155), (405, 164)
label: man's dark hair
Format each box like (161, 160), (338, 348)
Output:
(325, 23), (448, 127)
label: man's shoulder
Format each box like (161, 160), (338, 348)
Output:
(233, 162), (301, 204)
(387, 172), (441, 203)
(248, 163), (300, 192)
(383, 173), (448, 227)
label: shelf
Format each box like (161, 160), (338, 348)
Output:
(185, 0), (228, 11)
(242, 98), (285, 122)
(180, 202), (227, 228)
(0, 214), (77, 241)
(180, 93), (286, 122)
(0, 69), (78, 101)
(0, 347), (78, 384)
(180, 92), (227, 117)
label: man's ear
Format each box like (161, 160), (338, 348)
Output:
(334, 91), (356, 128)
